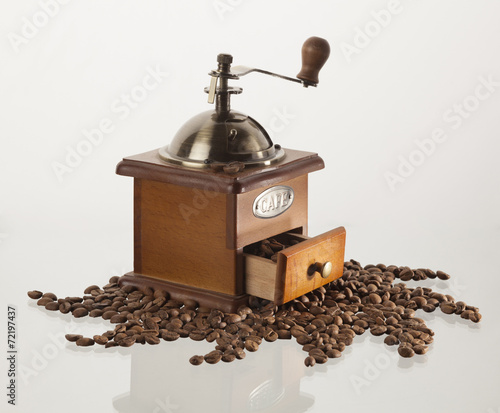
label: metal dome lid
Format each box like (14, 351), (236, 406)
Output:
(158, 37), (330, 173)
(158, 109), (285, 169)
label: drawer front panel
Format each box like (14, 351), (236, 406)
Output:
(276, 227), (346, 304)
(244, 227), (346, 304)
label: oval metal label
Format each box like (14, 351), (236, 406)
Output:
(252, 185), (294, 219)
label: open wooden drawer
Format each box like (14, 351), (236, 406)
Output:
(243, 227), (346, 305)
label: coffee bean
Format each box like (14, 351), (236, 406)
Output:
(222, 353), (236, 363)
(440, 302), (457, 315)
(277, 329), (291, 339)
(119, 336), (136, 347)
(93, 335), (108, 345)
(36, 297), (53, 306)
(422, 304), (436, 313)
(454, 301), (466, 315)
(436, 271), (450, 280)
(398, 332), (414, 343)
(189, 355), (204, 366)
(204, 350), (222, 364)
(143, 318), (159, 331)
(45, 301), (59, 311)
(296, 334), (312, 345)
(226, 314), (242, 324)
(234, 348), (246, 360)
(72, 308), (88, 318)
(88, 309), (103, 318)
(161, 331), (180, 341)
(369, 293), (382, 304)
(245, 340), (259, 352)
(309, 349), (328, 364)
(76, 337), (95, 347)
(110, 314), (128, 324)
(469, 312), (482, 323)
(189, 330), (207, 341)
(65, 334), (83, 342)
(399, 268), (414, 281)
(102, 310), (118, 320)
(42, 292), (57, 300)
(28, 290), (43, 299)
(398, 345), (415, 358)
(413, 344), (428, 355)
(145, 335), (161, 345)
(326, 349), (342, 358)
(384, 335), (399, 346)
(56, 301), (70, 314)
(84, 285), (99, 294)
(183, 299), (198, 310)
(304, 356), (316, 367)
(370, 326), (387, 336)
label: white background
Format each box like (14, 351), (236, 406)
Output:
(1, 1), (500, 412)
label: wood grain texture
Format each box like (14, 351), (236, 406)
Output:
(137, 180), (240, 295)
(243, 254), (277, 301)
(278, 227), (346, 303)
(116, 148), (324, 194)
(119, 273), (248, 313)
(244, 227), (346, 305)
(133, 178), (142, 273)
(230, 176), (308, 249)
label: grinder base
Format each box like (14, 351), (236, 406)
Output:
(118, 272), (249, 313)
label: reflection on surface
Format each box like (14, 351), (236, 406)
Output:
(29, 299), (316, 412)
(112, 340), (315, 413)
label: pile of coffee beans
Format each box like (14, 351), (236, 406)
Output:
(245, 237), (300, 262)
(27, 259), (482, 366)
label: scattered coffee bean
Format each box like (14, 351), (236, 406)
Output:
(91, 333), (107, 344)
(413, 344), (429, 355)
(384, 335), (399, 346)
(89, 309), (104, 318)
(119, 336), (136, 347)
(45, 301), (60, 311)
(304, 356), (316, 367)
(440, 302), (457, 315)
(36, 297), (53, 306)
(222, 353), (237, 363)
(469, 312), (482, 323)
(244, 340), (259, 352)
(59, 302), (72, 314)
(189, 355), (204, 366)
(110, 314), (128, 324)
(370, 326), (387, 336)
(398, 345), (415, 358)
(75, 337), (94, 347)
(277, 330), (291, 340)
(29, 258), (482, 367)
(204, 350), (222, 364)
(65, 334), (83, 342)
(326, 349), (342, 358)
(42, 292), (57, 301)
(84, 285), (100, 294)
(161, 331), (180, 341)
(28, 290), (43, 299)
(72, 308), (88, 318)
(234, 348), (246, 360)
(437, 271), (451, 280)
(145, 335), (161, 345)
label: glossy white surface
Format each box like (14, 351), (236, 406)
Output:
(1, 1), (500, 412)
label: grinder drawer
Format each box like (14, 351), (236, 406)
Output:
(243, 227), (346, 305)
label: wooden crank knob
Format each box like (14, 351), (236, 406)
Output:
(297, 37), (331, 86)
